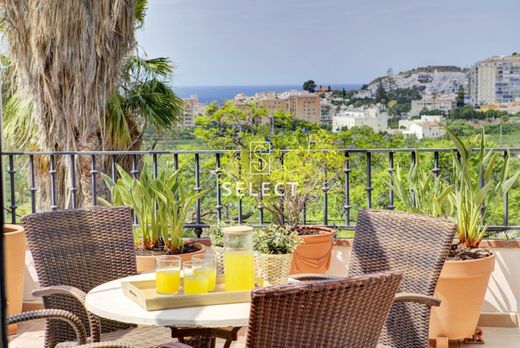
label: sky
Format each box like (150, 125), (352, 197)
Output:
(136, 0), (520, 86)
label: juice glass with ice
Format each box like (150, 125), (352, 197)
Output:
(193, 254), (217, 291)
(183, 260), (209, 295)
(155, 255), (181, 295)
(222, 225), (255, 291)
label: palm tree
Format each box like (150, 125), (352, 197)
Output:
(2, 0), (183, 209)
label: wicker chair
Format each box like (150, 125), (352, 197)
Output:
(7, 309), (191, 348)
(21, 206), (182, 348)
(244, 271), (403, 348)
(347, 209), (457, 348)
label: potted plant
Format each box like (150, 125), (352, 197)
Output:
(253, 225), (301, 285)
(391, 128), (518, 346)
(4, 224), (26, 334)
(101, 164), (207, 272)
(223, 131), (342, 274)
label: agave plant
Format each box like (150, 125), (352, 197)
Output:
(446, 128), (519, 248)
(101, 165), (206, 253)
(390, 150), (453, 218)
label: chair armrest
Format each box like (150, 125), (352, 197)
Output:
(32, 285), (101, 342)
(8, 309), (87, 345)
(393, 292), (441, 307)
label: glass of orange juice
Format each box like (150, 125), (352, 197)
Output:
(193, 254), (217, 291)
(155, 255), (181, 295)
(183, 260), (209, 295)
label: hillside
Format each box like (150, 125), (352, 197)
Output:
(359, 65), (469, 97)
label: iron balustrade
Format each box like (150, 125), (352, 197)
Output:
(2, 148), (520, 238)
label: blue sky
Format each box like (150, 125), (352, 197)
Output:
(136, 0), (519, 86)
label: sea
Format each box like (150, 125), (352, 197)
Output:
(173, 84), (362, 104)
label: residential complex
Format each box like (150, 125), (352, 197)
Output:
(181, 95), (205, 128)
(469, 54), (520, 106)
(288, 94), (321, 123)
(410, 94), (457, 116)
(332, 105), (388, 133)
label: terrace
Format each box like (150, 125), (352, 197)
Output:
(3, 147), (520, 347)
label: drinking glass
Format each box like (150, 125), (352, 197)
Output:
(155, 255), (181, 295)
(183, 260), (209, 295)
(193, 254), (217, 291)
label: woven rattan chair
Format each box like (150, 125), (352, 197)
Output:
(7, 309), (191, 348)
(21, 206), (184, 348)
(243, 271), (403, 348)
(347, 209), (457, 348)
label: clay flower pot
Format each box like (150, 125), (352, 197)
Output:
(4, 224), (27, 334)
(291, 226), (335, 274)
(429, 254), (495, 347)
(136, 242), (206, 273)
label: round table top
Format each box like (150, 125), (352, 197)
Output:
(85, 273), (251, 328)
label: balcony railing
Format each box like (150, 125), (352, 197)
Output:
(2, 148), (520, 238)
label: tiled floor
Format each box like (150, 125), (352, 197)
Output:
(9, 323), (520, 347)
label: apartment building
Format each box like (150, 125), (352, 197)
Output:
(470, 54), (520, 106)
(410, 94), (457, 116)
(181, 95), (205, 128)
(332, 105), (388, 133)
(288, 94), (321, 122)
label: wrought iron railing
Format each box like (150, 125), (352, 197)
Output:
(2, 148), (520, 238)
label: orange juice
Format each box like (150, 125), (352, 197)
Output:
(184, 273), (209, 295)
(224, 251), (255, 291)
(156, 269), (180, 294)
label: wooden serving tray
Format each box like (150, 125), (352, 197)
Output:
(122, 275), (252, 311)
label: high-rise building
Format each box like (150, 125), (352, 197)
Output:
(469, 55), (520, 106)
(181, 95), (205, 128)
(288, 94), (321, 123)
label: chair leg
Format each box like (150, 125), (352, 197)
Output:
(463, 327), (485, 344)
(436, 336), (449, 348)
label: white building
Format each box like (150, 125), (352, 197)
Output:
(400, 115), (446, 140)
(332, 105), (388, 133)
(410, 94), (457, 116)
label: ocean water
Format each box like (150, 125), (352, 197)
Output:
(173, 84), (361, 104)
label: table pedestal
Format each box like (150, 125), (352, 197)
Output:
(171, 327), (242, 348)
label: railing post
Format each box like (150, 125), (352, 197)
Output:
(29, 155), (37, 213)
(8, 155), (16, 223)
(322, 168), (329, 226)
(69, 154), (78, 209)
(433, 151), (440, 178)
(49, 154), (58, 210)
(388, 151), (394, 210)
(344, 151), (351, 226)
(503, 150), (509, 226)
(366, 151), (373, 208)
(90, 155), (98, 206)
(215, 153), (223, 222)
(411, 151), (416, 207)
(111, 154), (118, 182)
(237, 151), (243, 224)
(194, 153), (202, 237)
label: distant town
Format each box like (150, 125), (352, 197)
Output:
(179, 53), (520, 141)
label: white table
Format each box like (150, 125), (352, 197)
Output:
(85, 273), (252, 328)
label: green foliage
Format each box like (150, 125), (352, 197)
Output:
(302, 80), (317, 92)
(448, 107), (508, 120)
(456, 85), (465, 108)
(254, 225), (301, 255)
(390, 150), (453, 217)
(100, 164), (206, 253)
(446, 128), (519, 248)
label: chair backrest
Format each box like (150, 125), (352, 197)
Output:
(245, 271), (403, 348)
(347, 209), (457, 348)
(22, 206), (137, 347)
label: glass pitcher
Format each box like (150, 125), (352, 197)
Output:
(222, 225), (255, 291)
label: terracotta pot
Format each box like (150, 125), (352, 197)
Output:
(291, 226), (335, 274)
(429, 254), (495, 345)
(135, 242), (206, 273)
(4, 224), (27, 335)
